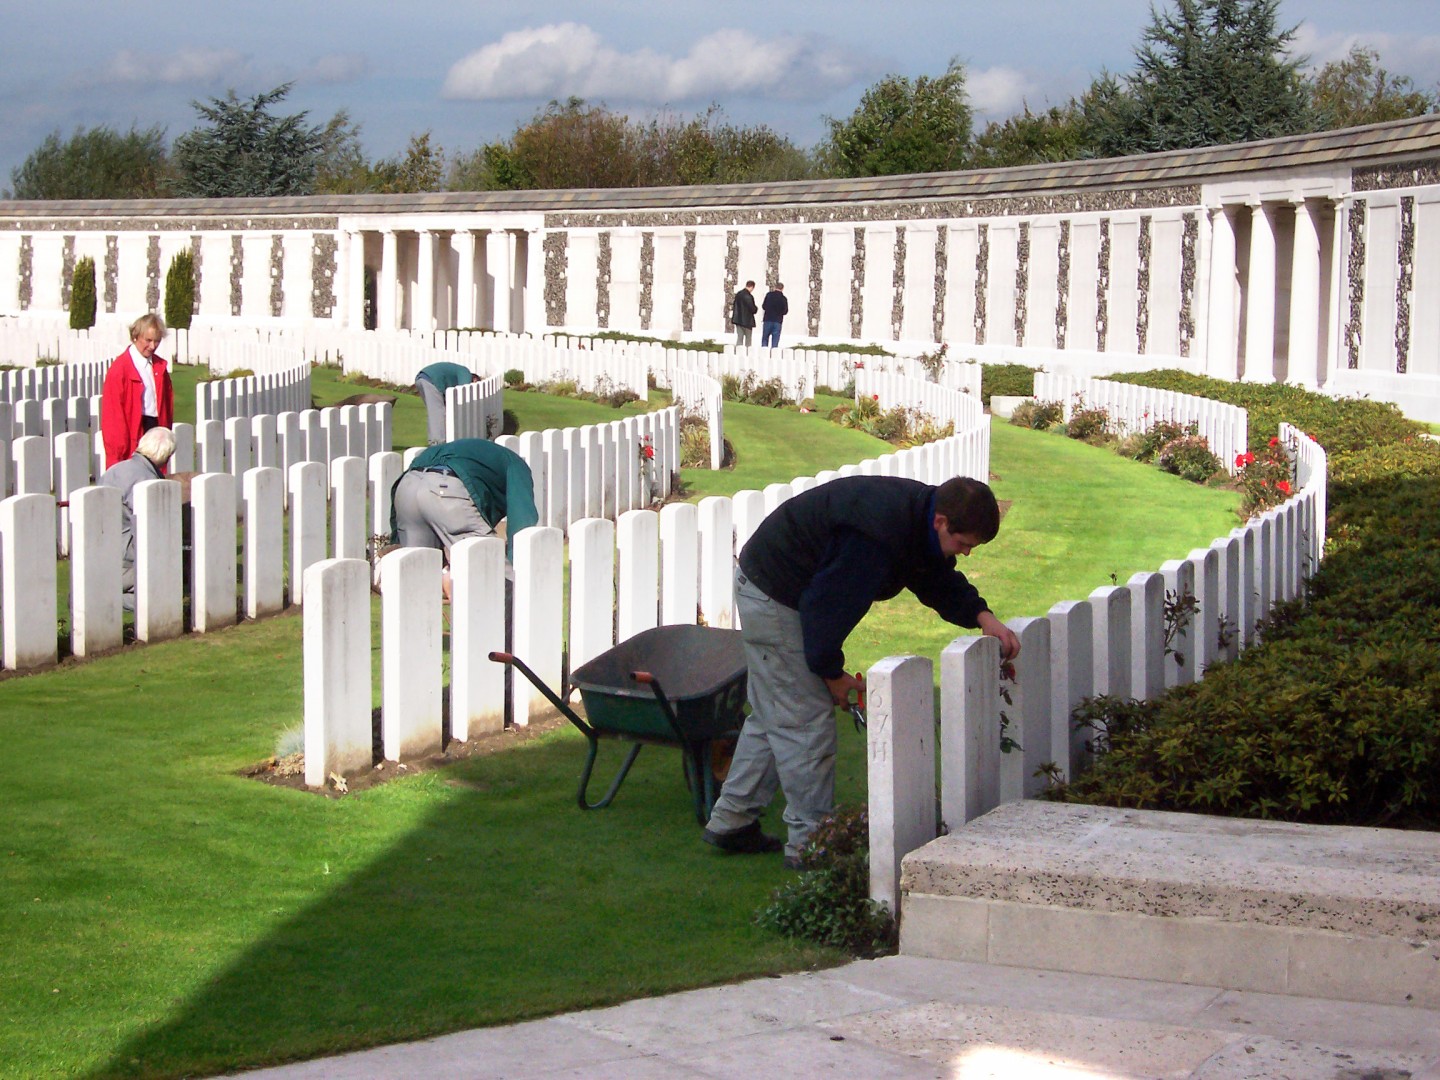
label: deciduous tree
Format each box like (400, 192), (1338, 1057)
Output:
(1308, 45), (1437, 130)
(821, 61), (971, 177)
(8, 125), (171, 200)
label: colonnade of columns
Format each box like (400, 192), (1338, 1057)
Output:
(344, 227), (539, 335)
(1205, 196), (1339, 387)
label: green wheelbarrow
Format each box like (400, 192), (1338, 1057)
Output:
(490, 624), (747, 824)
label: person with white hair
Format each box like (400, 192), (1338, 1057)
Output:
(98, 426), (177, 610)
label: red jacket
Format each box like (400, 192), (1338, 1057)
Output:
(101, 349), (174, 470)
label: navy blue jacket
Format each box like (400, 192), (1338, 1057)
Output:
(738, 475), (989, 679)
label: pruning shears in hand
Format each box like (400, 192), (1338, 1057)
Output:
(847, 672), (866, 732)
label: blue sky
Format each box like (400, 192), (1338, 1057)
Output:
(2, 0), (1437, 190)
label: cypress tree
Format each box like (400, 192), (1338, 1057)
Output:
(165, 249), (195, 330)
(70, 256), (96, 330)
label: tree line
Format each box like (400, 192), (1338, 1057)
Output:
(8, 0), (1437, 201)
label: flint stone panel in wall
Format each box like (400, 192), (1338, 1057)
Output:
(61, 235), (75, 308)
(104, 235), (118, 312)
(230, 235), (244, 317)
(1354, 157), (1440, 191)
(146, 235), (160, 311)
(542, 186), (1203, 230)
(269, 234), (284, 317)
(17, 236), (31, 310)
(543, 231), (568, 327)
(311, 234), (337, 318)
(681, 230), (696, 332)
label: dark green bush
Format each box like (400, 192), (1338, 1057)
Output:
(1064, 403), (1111, 442)
(69, 256), (96, 330)
(981, 362), (1039, 407)
(1122, 419), (1191, 463)
(1156, 434), (1222, 483)
(1009, 399), (1063, 430)
(754, 806), (896, 956)
(164, 248), (195, 330)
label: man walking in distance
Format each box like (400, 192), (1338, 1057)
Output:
(415, 361), (481, 445)
(702, 475), (1021, 867)
(760, 283), (788, 348)
(732, 280), (757, 346)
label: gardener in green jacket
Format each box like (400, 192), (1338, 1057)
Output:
(390, 439), (538, 593)
(415, 361), (482, 445)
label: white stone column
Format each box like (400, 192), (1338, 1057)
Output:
(512, 526), (564, 726)
(134, 478), (183, 643)
(380, 547), (443, 760)
(1243, 200), (1277, 382)
(348, 230), (367, 330)
(289, 461), (328, 605)
(521, 229), (543, 334)
(487, 229), (513, 333)
(1, 494), (58, 669)
(866, 654), (936, 912)
(244, 467), (285, 618)
(191, 473), (238, 633)
(617, 509), (659, 643)
(414, 228), (436, 332)
(1206, 204), (1239, 380)
(451, 536), (507, 740)
(939, 634), (1000, 829)
(659, 502), (698, 626)
(303, 558), (372, 787)
(1287, 198), (1322, 386)
(568, 517), (616, 672)
(378, 230), (398, 331)
(453, 230), (477, 329)
(71, 485), (123, 657)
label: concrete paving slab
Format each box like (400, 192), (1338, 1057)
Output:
(1188, 1036), (1432, 1080)
(556, 970), (905, 1054)
(1196, 987), (1440, 1057)
(837, 1000), (1237, 1079)
(668, 1024), (943, 1079)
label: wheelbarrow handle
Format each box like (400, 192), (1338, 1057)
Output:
(489, 650), (514, 664)
(487, 650), (595, 738)
(630, 670), (654, 684)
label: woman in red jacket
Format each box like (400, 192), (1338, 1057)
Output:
(101, 313), (174, 471)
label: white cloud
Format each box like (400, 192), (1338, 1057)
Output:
(305, 54), (368, 84)
(442, 23), (865, 104)
(966, 66), (1037, 119)
(112, 47), (246, 85)
(1290, 23), (1440, 85)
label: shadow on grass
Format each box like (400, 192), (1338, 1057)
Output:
(89, 722), (845, 1080)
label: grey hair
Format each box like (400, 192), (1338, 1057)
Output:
(129, 312), (166, 342)
(136, 426), (176, 466)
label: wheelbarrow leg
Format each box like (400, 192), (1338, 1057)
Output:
(576, 735), (644, 811)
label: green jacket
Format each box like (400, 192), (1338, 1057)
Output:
(391, 438), (539, 556)
(416, 362), (476, 394)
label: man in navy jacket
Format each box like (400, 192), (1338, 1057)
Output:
(703, 475), (1020, 866)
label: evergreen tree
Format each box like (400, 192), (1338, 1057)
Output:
(164, 249), (195, 330)
(171, 83), (331, 198)
(8, 125), (171, 200)
(1097, 0), (1312, 156)
(70, 257), (97, 330)
(821, 61), (971, 177)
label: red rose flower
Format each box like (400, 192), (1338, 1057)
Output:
(1277, 479), (1291, 495)
(1268, 436), (1279, 447)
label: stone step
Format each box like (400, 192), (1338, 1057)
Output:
(899, 801), (1440, 1009)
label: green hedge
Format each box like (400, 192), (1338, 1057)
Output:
(69, 256), (96, 330)
(1055, 373), (1440, 828)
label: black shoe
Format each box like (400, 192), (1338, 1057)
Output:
(703, 820), (784, 854)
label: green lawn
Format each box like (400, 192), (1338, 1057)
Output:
(1, 398), (1240, 1079)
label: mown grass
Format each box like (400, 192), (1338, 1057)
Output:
(2, 388), (1239, 1078)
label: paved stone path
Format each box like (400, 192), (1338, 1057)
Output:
(236, 955), (1440, 1078)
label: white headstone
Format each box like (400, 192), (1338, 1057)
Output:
(866, 654), (936, 912)
(303, 558), (372, 787)
(1, 493), (58, 669)
(451, 536), (507, 740)
(134, 478), (183, 642)
(939, 633), (1000, 830)
(191, 472), (238, 632)
(659, 502), (698, 626)
(289, 462), (328, 605)
(244, 467), (285, 618)
(380, 547), (443, 760)
(512, 526), (564, 726)
(70, 484), (123, 657)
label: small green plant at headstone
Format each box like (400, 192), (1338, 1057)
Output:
(754, 805), (897, 957)
(164, 248), (196, 329)
(70, 256), (96, 330)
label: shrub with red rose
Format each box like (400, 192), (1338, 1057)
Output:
(1236, 433), (1297, 516)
